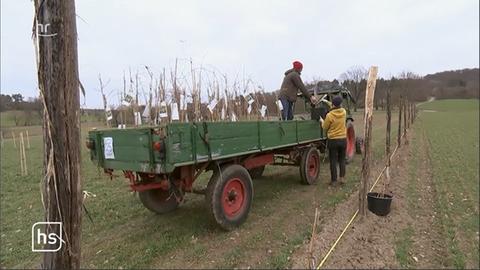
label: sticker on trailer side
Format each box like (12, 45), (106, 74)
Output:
(103, 137), (115, 159)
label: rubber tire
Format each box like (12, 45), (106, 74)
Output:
(345, 120), (356, 163)
(248, 165), (265, 179)
(299, 147), (321, 185)
(139, 188), (179, 214)
(206, 164), (253, 231)
(355, 137), (364, 154)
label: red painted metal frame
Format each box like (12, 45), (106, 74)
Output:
(122, 170), (171, 192)
(119, 143), (319, 193)
(243, 153), (274, 170)
(130, 181), (170, 192)
(128, 162), (211, 193)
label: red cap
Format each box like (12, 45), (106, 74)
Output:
(293, 61), (303, 71)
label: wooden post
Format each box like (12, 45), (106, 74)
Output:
(397, 96), (403, 146)
(26, 130), (31, 149)
(414, 103), (417, 121)
(381, 88), (392, 196)
(1, 131), (4, 148)
(308, 207), (319, 269)
(410, 103), (412, 124)
(406, 99), (409, 129)
(359, 66), (378, 216)
(23, 134), (28, 175)
(19, 132), (28, 176)
(408, 99), (412, 128)
(33, 0), (82, 268)
(12, 131), (17, 149)
(19, 132), (25, 175)
(403, 98), (408, 144)
(410, 103), (415, 124)
(411, 103), (415, 124)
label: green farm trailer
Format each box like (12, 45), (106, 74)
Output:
(87, 88), (361, 230)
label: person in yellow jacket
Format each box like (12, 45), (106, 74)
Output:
(320, 95), (347, 186)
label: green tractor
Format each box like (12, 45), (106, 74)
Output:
(301, 82), (363, 162)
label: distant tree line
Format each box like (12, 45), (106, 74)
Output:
(2, 68), (478, 126)
(335, 67), (478, 112)
(0, 93), (42, 112)
(0, 93), (43, 126)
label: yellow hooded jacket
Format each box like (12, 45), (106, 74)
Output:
(322, 108), (347, 139)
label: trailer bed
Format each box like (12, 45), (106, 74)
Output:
(88, 120), (324, 173)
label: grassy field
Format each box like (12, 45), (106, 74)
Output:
(396, 99), (479, 268)
(0, 110), (103, 129)
(419, 99), (479, 268)
(0, 109), (409, 268)
(0, 111), (42, 127)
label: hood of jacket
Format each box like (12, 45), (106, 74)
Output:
(329, 107), (346, 118)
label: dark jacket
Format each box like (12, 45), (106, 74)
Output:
(279, 69), (311, 102)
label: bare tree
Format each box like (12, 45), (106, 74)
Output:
(340, 66), (368, 111)
(98, 74), (111, 127)
(398, 70), (422, 101)
(33, 0), (82, 268)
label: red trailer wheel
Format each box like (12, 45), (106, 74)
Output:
(222, 178), (246, 218)
(346, 120), (355, 163)
(206, 164), (253, 230)
(139, 188), (179, 214)
(300, 147), (320, 185)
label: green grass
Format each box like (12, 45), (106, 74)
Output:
(1, 110), (103, 128)
(418, 99), (479, 268)
(1, 110), (401, 268)
(393, 122), (423, 269)
(395, 226), (414, 268)
(420, 99), (479, 112)
(406, 131), (420, 211)
(0, 111), (43, 127)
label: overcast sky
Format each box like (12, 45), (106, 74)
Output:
(1, 0), (479, 108)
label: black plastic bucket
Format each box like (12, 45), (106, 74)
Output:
(367, 192), (393, 216)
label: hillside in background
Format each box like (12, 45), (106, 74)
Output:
(424, 68), (479, 99)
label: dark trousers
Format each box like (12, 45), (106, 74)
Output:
(328, 138), (347, 182)
(280, 97), (294, 120)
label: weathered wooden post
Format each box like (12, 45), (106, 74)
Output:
(26, 130), (31, 149)
(406, 99), (410, 129)
(414, 103), (417, 121)
(411, 103), (415, 124)
(381, 88), (392, 195)
(359, 66), (378, 216)
(19, 132), (28, 176)
(403, 98), (408, 144)
(397, 96), (403, 146)
(33, 0), (82, 268)
(19, 132), (25, 175)
(12, 131), (17, 149)
(0, 131), (4, 148)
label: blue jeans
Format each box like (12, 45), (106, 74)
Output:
(280, 97), (294, 120)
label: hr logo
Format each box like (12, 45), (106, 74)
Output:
(36, 23), (58, 37)
(32, 222), (64, 252)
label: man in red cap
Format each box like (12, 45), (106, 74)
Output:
(278, 61), (317, 120)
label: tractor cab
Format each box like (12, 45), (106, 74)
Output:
(299, 81), (356, 121)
